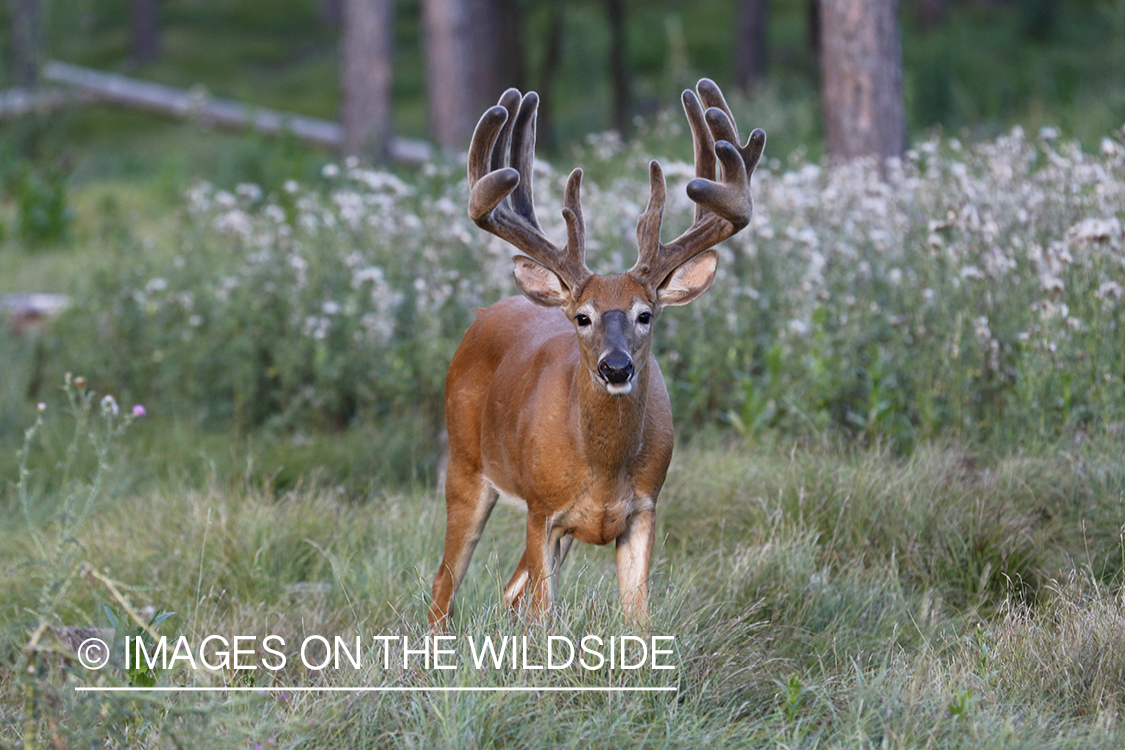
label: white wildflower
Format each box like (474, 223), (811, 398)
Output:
(1097, 281), (1123, 301)
(215, 190), (236, 209)
(263, 204), (286, 223)
(353, 266), (385, 286)
(984, 247), (1017, 278)
(236, 183), (262, 202)
(100, 395), (119, 417)
(1040, 275), (1065, 295)
(974, 316), (991, 342)
(213, 209), (253, 239)
(1067, 217), (1121, 246)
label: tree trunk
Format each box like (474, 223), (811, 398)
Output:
(735, 0), (768, 94)
(916, 0), (947, 28)
(422, 0), (472, 151)
(129, 0), (161, 64)
(320, 0), (344, 27)
(605, 0), (629, 135)
(819, 0), (906, 163)
(536, 0), (565, 150)
(9, 0), (42, 87)
(498, 0), (526, 92)
(341, 0), (395, 161)
(423, 0), (515, 151)
(807, 0), (820, 54)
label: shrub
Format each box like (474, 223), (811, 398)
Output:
(45, 127), (1125, 447)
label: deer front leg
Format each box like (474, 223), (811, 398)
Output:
(616, 506), (656, 626)
(429, 469), (498, 628)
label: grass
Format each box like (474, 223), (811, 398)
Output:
(2, 395), (1123, 747)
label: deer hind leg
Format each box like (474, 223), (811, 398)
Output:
(507, 515), (571, 619)
(503, 534), (573, 610)
(429, 468), (498, 628)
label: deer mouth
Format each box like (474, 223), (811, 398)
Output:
(604, 381), (634, 396)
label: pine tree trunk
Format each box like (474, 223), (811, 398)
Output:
(9, 0), (42, 87)
(341, 0), (395, 160)
(916, 0), (947, 28)
(129, 0), (161, 63)
(423, 0), (515, 151)
(536, 1), (565, 150)
(819, 0), (906, 162)
(605, 0), (629, 135)
(807, 0), (820, 54)
(320, 0), (344, 27)
(735, 0), (769, 94)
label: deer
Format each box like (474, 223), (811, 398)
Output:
(429, 79), (765, 628)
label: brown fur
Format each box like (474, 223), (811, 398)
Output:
(430, 281), (672, 626)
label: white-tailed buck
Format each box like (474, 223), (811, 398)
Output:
(430, 79), (765, 627)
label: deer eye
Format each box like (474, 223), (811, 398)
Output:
(575, 314), (591, 327)
(637, 312), (652, 325)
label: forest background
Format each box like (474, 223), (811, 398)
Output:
(2, 1), (1125, 747)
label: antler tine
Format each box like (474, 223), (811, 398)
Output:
(696, 78), (739, 147)
(682, 85), (717, 224)
(467, 89), (592, 291)
(634, 160), (665, 274)
(508, 92), (540, 229)
(629, 78), (766, 291)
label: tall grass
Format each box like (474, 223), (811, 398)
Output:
(2, 390), (1123, 746)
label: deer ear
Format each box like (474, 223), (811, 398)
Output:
(657, 249), (718, 307)
(513, 256), (572, 308)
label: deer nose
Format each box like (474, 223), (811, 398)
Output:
(598, 355), (634, 384)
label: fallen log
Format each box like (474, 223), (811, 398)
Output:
(0, 86), (91, 119)
(40, 60), (432, 164)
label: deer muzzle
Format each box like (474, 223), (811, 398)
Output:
(596, 311), (635, 392)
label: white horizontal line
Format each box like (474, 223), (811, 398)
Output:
(76, 686), (677, 693)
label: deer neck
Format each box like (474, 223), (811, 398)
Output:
(572, 364), (649, 478)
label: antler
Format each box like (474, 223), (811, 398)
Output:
(468, 89), (593, 293)
(630, 78), (766, 291)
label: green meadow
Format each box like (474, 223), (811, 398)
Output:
(2, 0), (1125, 746)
